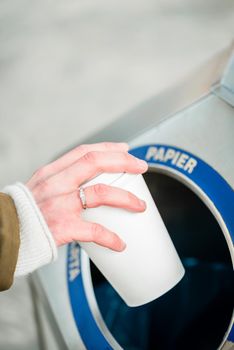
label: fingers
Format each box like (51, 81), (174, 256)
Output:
(74, 221), (126, 252)
(77, 152), (148, 184)
(83, 184), (146, 212)
(38, 190), (137, 250)
(44, 142), (129, 176)
(28, 142), (129, 188)
(33, 151), (148, 201)
(58, 151), (147, 190)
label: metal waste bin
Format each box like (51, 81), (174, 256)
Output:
(32, 44), (234, 350)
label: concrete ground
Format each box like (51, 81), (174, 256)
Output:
(0, 1), (233, 349)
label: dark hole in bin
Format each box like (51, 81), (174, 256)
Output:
(91, 171), (234, 350)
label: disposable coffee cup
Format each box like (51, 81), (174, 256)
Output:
(80, 172), (185, 307)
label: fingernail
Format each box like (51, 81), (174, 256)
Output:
(137, 159), (148, 170)
(120, 240), (127, 251)
(120, 142), (129, 150)
(139, 200), (146, 209)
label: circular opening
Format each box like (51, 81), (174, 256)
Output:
(90, 170), (234, 350)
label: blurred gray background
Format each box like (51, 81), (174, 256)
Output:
(0, 0), (233, 349)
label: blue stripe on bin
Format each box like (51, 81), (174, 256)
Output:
(67, 144), (234, 348)
(67, 242), (113, 350)
(130, 144), (234, 342)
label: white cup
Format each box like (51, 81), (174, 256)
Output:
(80, 172), (185, 307)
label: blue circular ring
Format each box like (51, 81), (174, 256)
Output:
(67, 144), (234, 347)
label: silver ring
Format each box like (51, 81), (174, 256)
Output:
(78, 187), (87, 209)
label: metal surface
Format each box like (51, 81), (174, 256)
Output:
(33, 246), (86, 350)
(212, 54), (234, 106)
(33, 47), (234, 350)
(82, 44), (232, 145)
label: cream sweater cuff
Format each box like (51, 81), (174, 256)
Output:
(3, 182), (58, 276)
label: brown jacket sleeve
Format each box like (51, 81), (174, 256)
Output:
(0, 193), (20, 291)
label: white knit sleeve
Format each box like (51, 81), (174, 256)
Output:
(2, 182), (58, 276)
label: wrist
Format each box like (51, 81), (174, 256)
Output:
(2, 183), (58, 276)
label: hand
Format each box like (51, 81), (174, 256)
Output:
(26, 142), (148, 251)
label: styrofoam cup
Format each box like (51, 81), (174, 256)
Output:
(80, 172), (185, 307)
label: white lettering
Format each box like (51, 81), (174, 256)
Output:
(154, 147), (165, 161)
(171, 151), (181, 165)
(68, 242), (81, 282)
(184, 157), (197, 174)
(69, 268), (80, 282)
(145, 146), (158, 160)
(164, 149), (176, 162)
(144, 146), (198, 174)
(176, 153), (189, 168)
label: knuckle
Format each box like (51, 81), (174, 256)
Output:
(83, 151), (98, 163)
(93, 183), (108, 197)
(33, 166), (47, 180)
(77, 144), (88, 154)
(101, 142), (113, 150)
